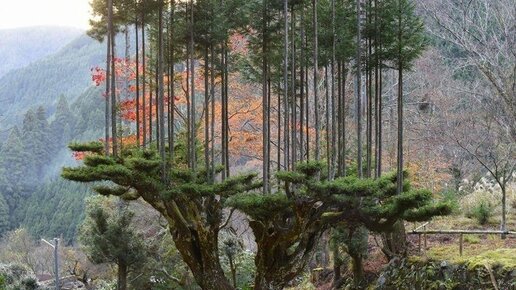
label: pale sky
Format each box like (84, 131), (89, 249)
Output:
(0, 0), (91, 30)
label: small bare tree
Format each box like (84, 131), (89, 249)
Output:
(422, 0), (516, 139)
(452, 107), (514, 234)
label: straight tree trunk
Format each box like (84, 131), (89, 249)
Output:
(267, 66), (272, 177)
(305, 31), (310, 161)
(291, 7), (296, 169)
(397, 64), (403, 194)
(221, 43), (229, 179)
(108, 0), (117, 156)
(342, 63), (347, 177)
(185, 3), (191, 168)
(169, 0), (176, 161)
(377, 57), (382, 176)
(325, 66), (330, 173)
(262, 0), (270, 193)
(356, 0), (363, 178)
(501, 186), (507, 237)
(110, 27), (117, 154)
(396, 0), (404, 194)
(224, 48), (229, 177)
(135, 16), (140, 147)
(210, 44), (215, 181)
(283, 0), (290, 171)
(122, 26), (130, 149)
(220, 47), (226, 179)
(158, 1), (166, 181)
(350, 253), (364, 288)
(149, 53), (153, 144)
(313, 0), (320, 163)
(104, 23), (111, 156)
(186, 54), (191, 167)
(366, 0), (373, 178)
(142, 14), (147, 147)
(117, 262), (127, 290)
(190, 0), (196, 171)
(155, 61), (160, 150)
(204, 46), (210, 179)
(373, 0), (379, 179)
(277, 80), (281, 172)
(337, 61), (342, 176)
(397, 68), (403, 191)
(299, 16), (305, 163)
(330, 0), (336, 180)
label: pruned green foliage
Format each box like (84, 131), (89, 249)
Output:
(294, 161), (324, 177)
(275, 171), (306, 184)
(83, 155), (116, 167)
(214, 173), (263, 197)
(93, 185), (129, 197)
(226, 193), (291, 220)
(125, 157), (161, 172)
(69, 141), (104, 154)
(402, 202), (453, 222)
(170, 168), (195, 183)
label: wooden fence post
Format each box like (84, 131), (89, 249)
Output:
(459, 233), (463, 256)
(418, 233), (421, 253)
(423, 225), (427, 250)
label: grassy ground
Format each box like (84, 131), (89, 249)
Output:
(407, 211), (516, 269)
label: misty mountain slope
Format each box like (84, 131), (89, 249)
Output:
(0, 29), (110, 237)
(0, 33), (106, 128)
(0, 26), (83, 78)
(4, 85), (104, 238)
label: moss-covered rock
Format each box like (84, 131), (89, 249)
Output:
(376, 253), (516, 290)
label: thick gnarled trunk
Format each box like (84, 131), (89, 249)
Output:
(141, 195), (234, 290)
(251, 209), (325, 290)
(170, 220), (234, 290)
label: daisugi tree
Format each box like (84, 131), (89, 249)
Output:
(63, 0), (450, 289)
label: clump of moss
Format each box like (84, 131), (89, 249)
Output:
(465, 249), (516, 270)
(426, 244), (516, 271)
(426, 244), (465, 263)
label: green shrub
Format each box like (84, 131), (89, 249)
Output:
(440, 190), (460, 214)
(21, 277), (38, 290)
(471, 201), (492, 225)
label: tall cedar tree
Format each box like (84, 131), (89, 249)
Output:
(380, 0), (426, 258)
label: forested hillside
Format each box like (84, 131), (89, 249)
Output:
(0, 29), (107, 240)
(0, 34), (106, 129)
(0, 86), (104, 240)
(0, 26), (82, 78)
